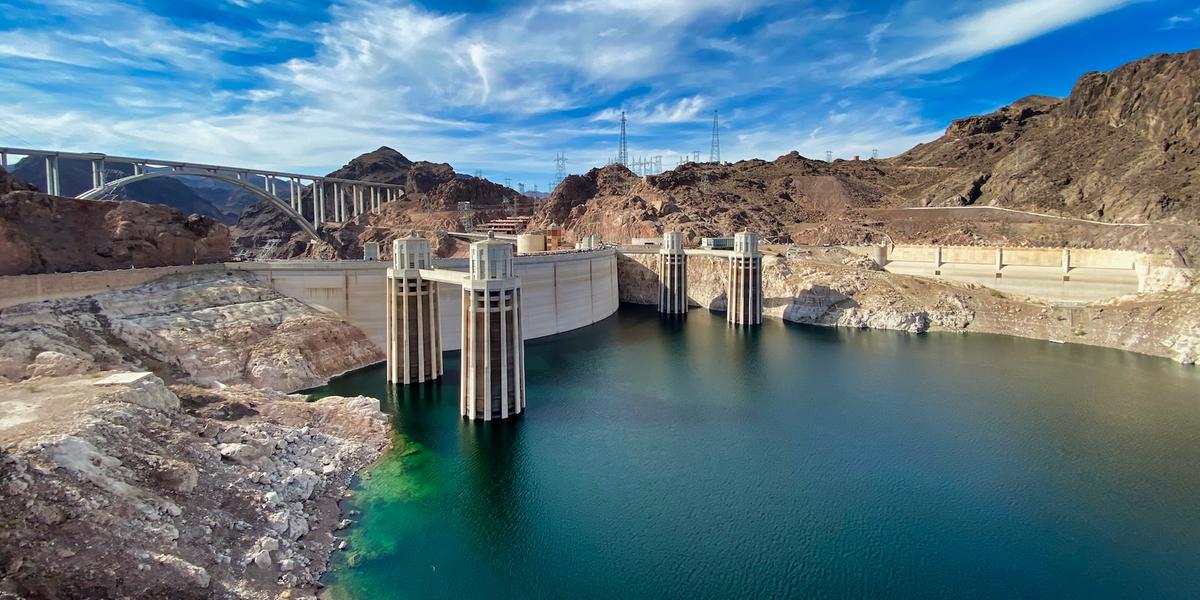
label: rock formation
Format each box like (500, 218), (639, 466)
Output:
(0, 269), (392, 598)
(0, 373), (387, 599)
(0, 188), (230, 276)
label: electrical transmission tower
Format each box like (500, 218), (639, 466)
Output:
(517, 183), (525, 194)
(871, 149), (879, 159)
(618, 111), (628, 166)
(628, 155), (663, 177)
(709, 109), (720, 163)
(473, 169), (483, 178)
(553, 152), (567, 189)
(504, 178), (511, 188)
(825, 150), (833, 162)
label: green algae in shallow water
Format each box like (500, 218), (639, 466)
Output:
(316, 306), (1200, 599)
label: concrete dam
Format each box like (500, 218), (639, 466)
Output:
(232, 248), (620, 351)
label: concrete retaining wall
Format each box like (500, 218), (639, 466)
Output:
(232, 249), (619, 350)
(0, 264), (221, 309)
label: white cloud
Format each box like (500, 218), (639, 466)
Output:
(857, 0), (1136, 79)
(1160, 8), (1200, 29)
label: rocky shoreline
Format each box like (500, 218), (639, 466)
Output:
(0, 272), (390, 599)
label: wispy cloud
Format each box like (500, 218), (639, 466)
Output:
(1160, 7), (1200, 29)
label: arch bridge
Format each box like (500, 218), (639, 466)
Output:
(1, 147), (406, 242)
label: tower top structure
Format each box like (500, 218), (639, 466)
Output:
(470, 235), (515, 280)
(733, 231), (759, 255)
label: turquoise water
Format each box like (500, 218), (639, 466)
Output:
(314, 305), (1200, 599)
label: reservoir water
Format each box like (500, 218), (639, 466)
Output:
(314, 305), (1200, 599)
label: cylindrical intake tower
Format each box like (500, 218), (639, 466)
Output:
(658, 231), (688, 314)
(461, 233), (526, 421)
(727, 231), (762, 325)
(386, 236), (442, 384)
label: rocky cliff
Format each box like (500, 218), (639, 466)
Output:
(0, 373), (387, 599)
(535, 50), (1200, 257)
(0, 188), (230, 276)
(0, 270), (392, 598)
(893, 50), (1199, 222)
(619, 249), (1199, 364)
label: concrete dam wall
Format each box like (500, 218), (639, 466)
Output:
(232, 249), (619, 351)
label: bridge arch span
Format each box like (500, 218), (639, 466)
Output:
(76, 171), (324, 243)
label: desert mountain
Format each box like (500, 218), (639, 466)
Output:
(533, 50), (1199, 256)
(233, 146), (524, 257)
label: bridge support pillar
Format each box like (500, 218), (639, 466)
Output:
(658, 231), (688, 314)
(727, 231), (762, 326)
(386, 236), (442, 385)
(334, 183), (343, 222)
(461, 232), (525, 421)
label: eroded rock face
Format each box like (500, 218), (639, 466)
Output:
(0, 271), (383, 391)
(0, 191), (230, 275)
(0, 166), (37, 195)
(0, 374), (388, 599)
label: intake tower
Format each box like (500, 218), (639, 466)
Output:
(385, 235), (442, 384)
(460, 233), (526, 420)
(658, 231), (688, 314)
(727, 231), (762, 325)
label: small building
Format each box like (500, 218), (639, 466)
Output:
(363, 242), (381, 260)
(700, 237), (734, 250)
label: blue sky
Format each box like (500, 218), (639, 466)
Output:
(0, 0), (1196, 190)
